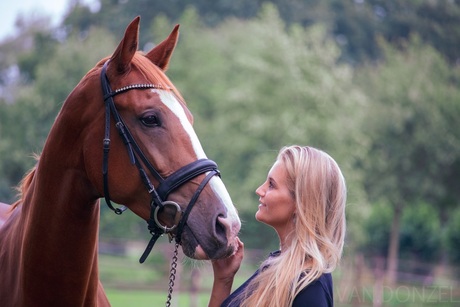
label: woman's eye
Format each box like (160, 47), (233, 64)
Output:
(140, 115), (160, 127)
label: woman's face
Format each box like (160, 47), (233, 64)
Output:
(255, 160), (296, 231)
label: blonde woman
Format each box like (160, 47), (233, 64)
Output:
(209, 145), (346, 307)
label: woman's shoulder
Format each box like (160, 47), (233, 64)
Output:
(293, 273), (333, 307)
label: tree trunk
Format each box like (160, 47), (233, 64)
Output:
(386, 202), (403, 286)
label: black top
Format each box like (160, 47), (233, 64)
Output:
(221, 251), (333, 307)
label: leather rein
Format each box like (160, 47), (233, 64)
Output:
(100, 60), (220, 263)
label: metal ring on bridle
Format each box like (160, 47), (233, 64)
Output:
(153, 201), (182, 233)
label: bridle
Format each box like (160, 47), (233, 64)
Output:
(100, 60), (220, 264)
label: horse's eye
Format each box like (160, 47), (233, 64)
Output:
(140, 114), (161, 127)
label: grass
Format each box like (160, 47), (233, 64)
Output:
(99, 252), (460, 307)
(99, 251), (253, 307)
(106, 286), (460, 307)
(99, 254), (165, 288)
(106, 289), (211, 307)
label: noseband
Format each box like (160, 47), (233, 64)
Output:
(100, 60), (220, 263)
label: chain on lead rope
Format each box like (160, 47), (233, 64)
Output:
(165, 242), (180, 307)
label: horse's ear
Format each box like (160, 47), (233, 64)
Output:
(109, 16), (140, 74)
(145, 24), (180, 71)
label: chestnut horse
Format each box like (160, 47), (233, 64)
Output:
(0, 17), (240, 306)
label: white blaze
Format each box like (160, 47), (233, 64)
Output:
(154, 90), (240, 225)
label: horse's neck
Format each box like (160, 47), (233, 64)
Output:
(14, 128), (104, 305)
(22, 161), (99, 298)
(0, 95), (112, 305)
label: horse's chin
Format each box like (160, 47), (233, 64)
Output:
(180, 239), (210, 259)
(193, 245), (210, 260)
(182, 244), (234, 260)
(180, 230), (237, 260)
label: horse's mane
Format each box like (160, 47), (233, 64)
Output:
(11, 156), (39, 210)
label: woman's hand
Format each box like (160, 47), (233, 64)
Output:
(211, 237), (244, 282)
(208, 237), (244, 307)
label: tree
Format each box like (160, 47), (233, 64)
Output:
(355, 35), (460, 284)
(399, 202), (441, 263)
(44, 0), (460, 68)
(0, 27), (116, 203)
(17, 32), (58, 83)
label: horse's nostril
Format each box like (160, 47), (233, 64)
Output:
(217, 214), (234, 243)
(216, 214), (227, 237)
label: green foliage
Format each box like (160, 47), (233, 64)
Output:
(362, 201), (442, 263)
(17, 32), (58, 82)
(399, 202), (441, 262)
(360, 201), (392, 257)
(66, 0), (460, 65)
(171, 4), (366, 207)
(355, 35), (460, 207)
(237, 210), (279, 253)
(155, 5), (369, 249)
(0, 26), (116, 202)
(99, 205), (150, 240)
(354, 37), (460, 269)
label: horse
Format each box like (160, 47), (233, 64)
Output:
(0, 17), (241, 306)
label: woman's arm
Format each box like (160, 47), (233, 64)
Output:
(208, 237), (244, 307)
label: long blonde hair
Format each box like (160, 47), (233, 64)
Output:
(240, 145), (346, 307)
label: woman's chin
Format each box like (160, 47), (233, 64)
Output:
(255, 210), (264, 222)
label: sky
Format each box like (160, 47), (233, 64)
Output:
(0, 0), (96, 40)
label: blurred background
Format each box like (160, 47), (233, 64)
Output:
(0, 0), (459, 306)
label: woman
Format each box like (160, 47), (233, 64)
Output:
(209, 145), (346, 307)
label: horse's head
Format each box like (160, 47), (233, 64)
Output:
(80, 17), (240, 260)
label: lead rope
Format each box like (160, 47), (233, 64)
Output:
(165, 242), (180, 307)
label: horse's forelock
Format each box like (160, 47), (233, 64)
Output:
(132, 55), (185, 103)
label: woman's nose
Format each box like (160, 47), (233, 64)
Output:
(255, 184), (264, 197)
